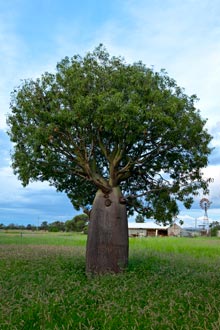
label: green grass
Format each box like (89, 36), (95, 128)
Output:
(0, 233), (220, 329)
(0, 231), (86, 246)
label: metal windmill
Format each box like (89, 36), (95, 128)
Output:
(200, 198), (211, 231)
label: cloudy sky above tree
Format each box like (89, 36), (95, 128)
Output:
(0, 0), (219, 227)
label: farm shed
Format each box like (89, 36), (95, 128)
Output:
(128, 222), (169, 237)
(167, 223), (181, 236)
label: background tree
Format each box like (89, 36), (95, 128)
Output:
(26, 224), (34, 231)
(65, 214), (88, 232)
(210, 221), (220, 236)
(65, 219), (75, 232)
(72, 214), (88, 232)
(48, 221), (65, 232)
(7, 45), (212, 273)
(40, 221), (49, 231)
(135, 214), (145, 223)
(6, 223), (17, 230)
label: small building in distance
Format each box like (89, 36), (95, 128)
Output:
(167, 223), (181, 236)
(128, 222), (183, 237)
(128, 222), (169, 237)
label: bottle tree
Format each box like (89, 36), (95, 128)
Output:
(7, 45), (212, 273)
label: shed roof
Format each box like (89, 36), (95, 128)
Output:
(128, 222), (169, 230)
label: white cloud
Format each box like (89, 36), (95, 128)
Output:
(0, 164), (76, 224)
(202, 166), (220, 205)
(0, 164), (60, 202)
(93, 0), (220, 126)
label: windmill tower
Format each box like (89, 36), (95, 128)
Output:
(200, 198), (211, 235)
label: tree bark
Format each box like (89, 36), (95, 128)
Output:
(86, 187), (128, 274)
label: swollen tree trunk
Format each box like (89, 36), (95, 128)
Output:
(86, 187), (128, 274)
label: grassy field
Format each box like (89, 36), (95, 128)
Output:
(0, 232), (220, 330)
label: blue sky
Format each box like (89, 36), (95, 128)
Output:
(0, 0), (220, 227)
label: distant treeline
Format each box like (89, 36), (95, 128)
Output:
(0, 214), (89, 233)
